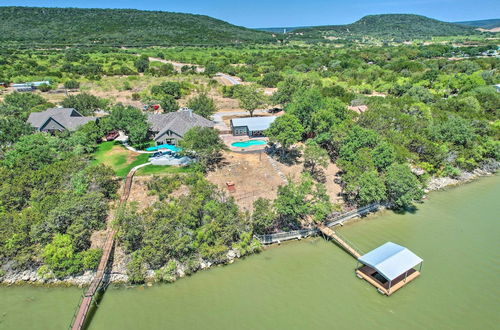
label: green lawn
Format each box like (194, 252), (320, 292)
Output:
(93, 141), (195, 178)
(92, 141), (150, 178)
(135, 165), (194, 176)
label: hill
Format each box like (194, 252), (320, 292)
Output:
(292, 14), (479, 41)
(455, 18), (500, 31)
(255, 26), (307, 33)
(0, 6), (274, 47)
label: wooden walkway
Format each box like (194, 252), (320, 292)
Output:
(70, 164), (144, 330)
(255, 203), (384, 245)
(317, 224), (361, 259)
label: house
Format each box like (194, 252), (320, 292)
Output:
(27, 108), (97, 133)
(230, 116), (277, 137)
(147, 108), (214, 145)
(356, 242), (423, 296)
(495, 84), (500, 93)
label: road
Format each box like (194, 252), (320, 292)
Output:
(215, 73), (242, 85)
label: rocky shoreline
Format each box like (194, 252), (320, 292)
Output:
(0, 248), (244, 287)
(2, 161), (498, 287)
(425, 160), (499, 193)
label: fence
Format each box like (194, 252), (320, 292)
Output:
(255, 203), (386, 245)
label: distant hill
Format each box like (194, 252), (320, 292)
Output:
(255, 27), (307, 33)
(292, 14), (479, 40)
(0, 6), (274, 46)
(455, 18), (500, 30)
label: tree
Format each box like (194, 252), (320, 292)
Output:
(252, 198), (276, 234)
(356, 171), (387, 205)
(103, 105), (149, 146)
(134, 55), (149, 73)
(235, 85), (267, 117)
(179, 127), (226, 170)
(3, 92), (51, 117)
(274, 174), (332, 227)
(272, 76), (313, 106)
(303, 140), (329, 179)
(151, 81), (182, 99)
(160, 94), (179, 112)
(61, 93), (108, 116)
(260, 72), (282, 88)
(430, 115), (476, 147)
(2, 133), (59, 170)
(42, 234), (82, 278)
(187, 93), (216, 119)
(371, 142), (396, 171)
(266, 113), (304, 154)
(385, 164), (424, 209)
(0, 117), (32, 146)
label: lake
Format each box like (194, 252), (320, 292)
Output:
(1, 175), (499, 330)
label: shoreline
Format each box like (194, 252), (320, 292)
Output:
(1, 161), (498, 287)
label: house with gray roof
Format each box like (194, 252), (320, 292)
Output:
(27, 108), (97, 133)
(147, 108), (214, 145)
(230, 116), (277, 137)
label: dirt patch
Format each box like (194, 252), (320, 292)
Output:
(127, 176), (159, 211)
(207, 151), (285, 211)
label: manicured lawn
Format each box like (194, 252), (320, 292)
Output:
(135, 165), (194, 176)
(92, 141), (150, 178)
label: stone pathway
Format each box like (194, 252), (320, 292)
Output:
(266, 155), (288, 184)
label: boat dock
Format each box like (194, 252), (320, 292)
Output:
(317, 224), (362, 259)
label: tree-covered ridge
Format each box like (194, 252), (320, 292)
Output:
(455, 19), (500, 30)
(0, 6), (274, 46)
(293, 14), (480, 40)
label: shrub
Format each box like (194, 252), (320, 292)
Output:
(81, 248), (103, 270)
(64, 80), (80, 89)
(154, 260), (177, 283)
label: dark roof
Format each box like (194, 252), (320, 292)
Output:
(27, 108), (97, 131)
(147, 109), (214, 140)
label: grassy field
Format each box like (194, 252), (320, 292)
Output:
(92, 141), (150, 177)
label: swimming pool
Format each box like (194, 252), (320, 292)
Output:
(231, 140), (267, 148)
(146, 144), (181, 152)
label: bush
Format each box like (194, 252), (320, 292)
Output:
(131, 93), (141, 101)
(127, 251), (146, 283)
(154, 260), (177, 283)
(37, 83), (52, 92)
(64, 80), (80, 89)
(81, 248), (103, 270)
(160, 94), (179, 112)
(42, 234), (82, 278)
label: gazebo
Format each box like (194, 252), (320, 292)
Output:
(356, 242), (423, 296)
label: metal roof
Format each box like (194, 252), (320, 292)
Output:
(231, 116), (277, 131)
(358, 242), (423, 281)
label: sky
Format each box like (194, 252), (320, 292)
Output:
(2, 0), (499, 28)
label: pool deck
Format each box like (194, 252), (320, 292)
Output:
(221, 134), (269, 153)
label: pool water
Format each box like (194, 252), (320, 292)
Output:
(231, 140), (267, 148)
(146, 144), (181, 152)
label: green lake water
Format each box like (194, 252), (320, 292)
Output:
(1, 175), (499, 330)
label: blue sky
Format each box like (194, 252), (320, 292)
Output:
(2, 0), (499, 28)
